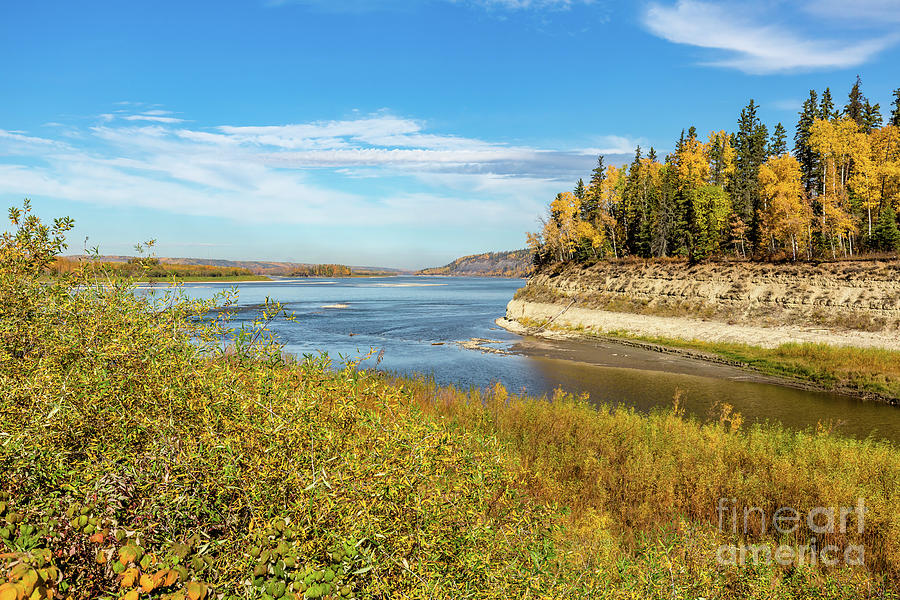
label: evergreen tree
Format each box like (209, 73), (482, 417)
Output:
(651, 161), (677, 257)
(844, 75), (866, 129)
(574, 178), (585, 200)
(795, 90), (819, 195)
(891, 88), (900, 127)
(862, 100), (883, 133)
(769, 122), (787, 156)
(873, 205), (900, 252)
(673, 173), (693, 258)
(624, 146), (643, 254)
(628, 145), (654, 257)
(819, 87), (837, 120)
(648, 147), (658, 162)
(581, 155), (605, 222)
(590, 155), (606, 188)
(669, 134), (689, 256)
(729, 100), (768, 249)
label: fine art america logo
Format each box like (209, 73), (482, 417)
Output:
(716, 498), (867, 567)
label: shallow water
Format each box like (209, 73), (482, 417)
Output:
(150, 276), (900, 443)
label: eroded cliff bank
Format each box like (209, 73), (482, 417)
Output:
(507, 259), (900, 341)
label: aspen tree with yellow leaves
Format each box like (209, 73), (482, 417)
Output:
(600, 166), (625, 258)
(759, 154), (813, 260)
(869, 125), (900, 216)
(809, 118), (865, 256)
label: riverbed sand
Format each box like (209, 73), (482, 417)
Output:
(502, 299), (900, 351)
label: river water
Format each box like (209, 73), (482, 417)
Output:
(153, 276), (900, 443)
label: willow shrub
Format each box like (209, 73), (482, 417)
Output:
(2, 202), (900, 599)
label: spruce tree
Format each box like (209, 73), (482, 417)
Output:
(648, 147), (658, 162)
(862, 100), (883, 132)
(574, 178), (585, 200)
(819, 87), (837, 120)
(873, 205), (900, 252)
(581, 155), (605, 223)
(652, 159), (677, 257)
(890, 88), (900, 127)
(795, 90), (819, 195)
(670, 136), (691, 257)
(589, 155), (605, 188)
(769, 122), (787, 156)
(729, 100), (768, 250)
(845, 75), (865, 129)
(624, 146), (643, 254)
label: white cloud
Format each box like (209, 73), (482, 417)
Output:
(642, 0), (899, 74)
(578, 134), (645, 155)
(0, 130), (67, 148)
(267, 0), (593, 11)
(0, 112), (623, 229)
(122, 114), (186, 124)
(464, 0), (594, 8)
(804, 0), (900, 23)
(770, 98), (802, 111)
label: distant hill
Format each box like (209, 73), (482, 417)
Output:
(64, 256), (405, 276)
(417, 250), (532, 278)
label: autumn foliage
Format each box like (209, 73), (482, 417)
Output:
(530, 82), (900, 265)
(3, 202), (900, 598)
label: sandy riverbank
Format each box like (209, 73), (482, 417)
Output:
(501, 299), (900, 351)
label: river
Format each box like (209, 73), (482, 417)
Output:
(152, 276), (900, 443)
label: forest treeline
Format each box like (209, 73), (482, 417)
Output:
(289, 264), (352, 277)
(51, 256), (256, 278)
(530, 77), (900, 264)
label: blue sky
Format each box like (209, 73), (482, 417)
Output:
(2, 0), (899, 268)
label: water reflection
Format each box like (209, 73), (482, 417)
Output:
(524, 353), (899, 442)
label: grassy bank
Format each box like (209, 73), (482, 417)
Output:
(644, 336), (900, 401)
(3, 205), (900, 598)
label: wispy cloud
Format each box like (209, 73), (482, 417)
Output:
(464, 0), (595, 8)
(642, 0), (899, 74)
(122, 114), (186, 124)
(770, 98), (802, 111)
(0, 111), (634, 229)
(0, 130), (67, 147)
(578, 134), (646, 156)
(803, 0), (900, 23)
(267, 0), (594, 11)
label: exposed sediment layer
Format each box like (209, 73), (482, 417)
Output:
(512, 260), (900, 337)
(501, 299), (900, 351)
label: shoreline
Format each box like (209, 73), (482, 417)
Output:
(495, 315), (828, 389)
(496, 311), (900, 405)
